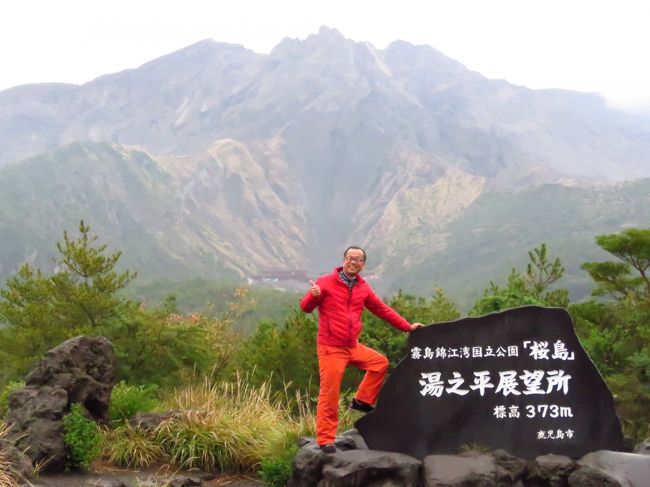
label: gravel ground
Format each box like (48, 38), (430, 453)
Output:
(30, 466), (264, 487)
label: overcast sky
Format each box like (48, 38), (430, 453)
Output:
(1, 0), (649, 112)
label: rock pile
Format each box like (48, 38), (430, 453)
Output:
(289, 431), (650, 487)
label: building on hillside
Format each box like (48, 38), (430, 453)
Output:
(247, 269), (308, 284)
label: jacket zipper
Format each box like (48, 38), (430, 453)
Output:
(347, 285), (353, 345)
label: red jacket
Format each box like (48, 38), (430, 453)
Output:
(300, 267), (411, 347)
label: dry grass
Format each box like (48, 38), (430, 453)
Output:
(103, 423), (164, 468)
(0, 422), (21, 487)
(290, 388), (356, 438)
(155, 376), (293, 473)
(102, 375), (358, 475)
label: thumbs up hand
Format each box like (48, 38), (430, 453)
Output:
(309, 280), (321, 297)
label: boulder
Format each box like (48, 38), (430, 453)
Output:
(422, 451), (497, 487)
(287, 443), (332, 487)
(6, 336), (115, 472)
(25, 336), (115, 422)
(287, 436), (369, 486)
(6, 386), (69, 472)
(341, 429), (369, 450)
(578, 450), (650, 487)
(568, 465), (621, 486)
(320, 449), (421, 487)
(492, 449), (528, 484)
(526, 453), (576, 486)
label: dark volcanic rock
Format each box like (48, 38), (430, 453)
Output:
(321, 449), (421, 487)
(357, 306), (624, 459)
(25, 336), (115, 422)
(578, 450), (650, 487)
(287, 443), (331, 487)
(6, 386), (69, 472)
(492, 449), (528, 484)
(422, 451), (497, 487)
(526, 453), (576, 486)
(288, 444), (650, 487)
(6, 336), (115, 472)
(0, 438), (34, 481)
(568, 465), (621, 486)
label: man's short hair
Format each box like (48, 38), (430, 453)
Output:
(343, 246), (366, 262)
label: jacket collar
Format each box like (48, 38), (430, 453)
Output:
(333, 266), (366, 284)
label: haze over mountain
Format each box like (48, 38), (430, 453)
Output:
(1, 27), (649, 305)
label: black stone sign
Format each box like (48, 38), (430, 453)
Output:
(355, 306), (624, 459)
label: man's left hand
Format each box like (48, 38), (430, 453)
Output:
(409, 323), (424, 332)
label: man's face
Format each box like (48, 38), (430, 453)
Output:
(342, 248), (365, 276)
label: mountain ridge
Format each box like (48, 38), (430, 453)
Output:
(1, 28), (649, 304)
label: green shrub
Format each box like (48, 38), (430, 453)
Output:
(259, 443), (298, 487)
(108, 381), (160, 423)
(0, 381), (24, 419)
(62, 403), (103, 470)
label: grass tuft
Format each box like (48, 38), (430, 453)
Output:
(103, 423), (164, 468)
(101, 374), (358, 476)
(0, 422), (21, 487)
(155, 375), (291, 472)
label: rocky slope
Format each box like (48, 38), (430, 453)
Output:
(1, 27), (650, 301)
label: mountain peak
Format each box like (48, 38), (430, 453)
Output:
(316, 25), (345, 40)
(303, 25), (351, 49)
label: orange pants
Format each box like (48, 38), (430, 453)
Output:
(316, 343), (389, 445)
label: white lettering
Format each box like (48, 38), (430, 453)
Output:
(546, 370), (572, 394)
(520, 370), (546, 395)
(469, 370), (495, 396)
(552, 340), (575, 360)
(419, 372), (444, 397)
(495, 370), (521, 396)
(493, 405), (507, 419)
(446, 371), (470, 395)
(528, 341), (550, 360)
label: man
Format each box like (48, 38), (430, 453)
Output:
(300, 246), (423, 453)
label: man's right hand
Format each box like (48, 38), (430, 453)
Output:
(309, 280), (321, 297)
(409, 323), (424, 332)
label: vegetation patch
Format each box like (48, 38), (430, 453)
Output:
(63, 403), (103, 470)
(108, 381), (161, 424)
